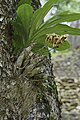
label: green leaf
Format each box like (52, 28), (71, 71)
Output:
(12, 17), (28, 50)
(40, 13), (80, 29)
(31, 24), (80, 41)
(32, 35), (48, 55)
(56, 41), (70, 51)
(12, 4), (33, 51)
(35, 0), (57, 29)
(13, 1), (80, 55)
(13, 19), (26, 37)
(18, 0), (32, 7)
(17, 4), (33, 36)
(32, 44), (48, 55)
(29, 0), (57, 39)
(12, 22), (25, 53)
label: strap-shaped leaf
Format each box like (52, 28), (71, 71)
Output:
(29, 0), (57, 39)
(12, 19), (27, 51)
(31, 24), (80, 41)
(17, 4), (33, 36)
(32, 43), (48, 55)
(56, 41), (70, 51)
(32, 35), (48, 55)
(40, 13), (80, 29)
(13, 4), (33, 52)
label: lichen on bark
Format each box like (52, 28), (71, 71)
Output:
(0, 0), (61, 119)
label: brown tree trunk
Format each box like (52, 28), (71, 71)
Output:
(0, 0), (61, 119)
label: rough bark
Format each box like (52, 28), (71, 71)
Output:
(0, 40), (61, 119)
(0, 0), (61, 119)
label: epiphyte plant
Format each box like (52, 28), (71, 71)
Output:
(12, 0), (80, 55)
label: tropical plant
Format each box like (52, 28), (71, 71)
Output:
(0, 0), (61, 120)
(12, 0), (80, 55)
(0, 0), (80, 120)
(12, 0), (80, 119)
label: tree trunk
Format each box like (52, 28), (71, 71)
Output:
(0, 0), (61, 119)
